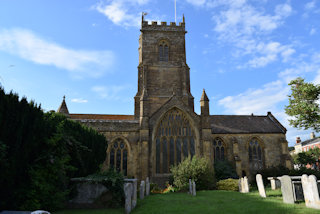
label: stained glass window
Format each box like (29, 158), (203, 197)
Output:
(249, 138), (263, 172)
(108, 138), (128, 176)
(213, 138), (225, 161)
(155, 108), (195, 173)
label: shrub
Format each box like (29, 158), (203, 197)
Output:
(217, 178), (239, 191)
(214, 160), (238, 181)
(170, 156), (216, 191)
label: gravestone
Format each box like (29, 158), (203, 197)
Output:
(140, 180), (145, 200)
(256, 174), (266, 198)
(189, 179), (192, 194)
(301, 174), (320, 209)
(243, 176), (249, 193)
(146, 177), (150, 196)
(192, 181), (196, 196)
(280, 175), (294, 204)
(124, 183), (133, 214)
(238, 178), (242, 192)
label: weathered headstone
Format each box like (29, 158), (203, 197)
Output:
(256, 174), (266, 198)
(238, 178), (242, 192)
(243, 176), (249, 193)
(192, 181), (196, 196)
(146, 177), (150, 196)
(124, 183), (133, 214)
(280, 175), (294, 204)
(131, 179), (137, 208)
(140, 180), (145, 200)
(189, 179), (192, 194)
(301, 174), (320, 209)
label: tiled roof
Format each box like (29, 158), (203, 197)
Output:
(300, 137), (320, 146)
(69, 114), (135, 120)
(210, 114), (286, 134)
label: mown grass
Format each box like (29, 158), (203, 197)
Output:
(54, 188), (319, 214)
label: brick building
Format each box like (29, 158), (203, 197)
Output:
(58, 16), (292, 183)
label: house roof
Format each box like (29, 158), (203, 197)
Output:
(210, 114), (286, 134)
(300, 137), (320, 146)
(69, 114), (135, 121)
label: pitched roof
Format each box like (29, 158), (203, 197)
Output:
(210, 114), (286, 134)
(69, 114), (135, 121)
(57, 96), (69, 115)
(300, 137), (320, 146)
(200, 89), (209, 101)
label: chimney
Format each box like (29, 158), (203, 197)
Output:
(296, 137), (301, 144)
(310, 132), (315, 139)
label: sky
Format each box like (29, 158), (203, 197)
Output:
(1, 0), (320, 146)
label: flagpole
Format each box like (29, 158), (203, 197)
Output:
(175, 0), (176, 23)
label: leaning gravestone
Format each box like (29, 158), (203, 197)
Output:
(124, 183), (133, 214)
(146, 177), (150, 196)
(192, 181), (196, 196)
(280, 175), (294, 204)
(131, 179), (137, 208)
(140, 180), (145, 200)
(301, 174), (320, 209)
(243, 176), (249, 193)
(256, 174), (266, 198)
(189, 179), (192, 194)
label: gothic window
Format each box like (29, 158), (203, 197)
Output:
(248, 138), (263, 172)
(159, 40), (169, 62)
(108, 138), (128, 176)
(155, 108), (195, 173)
(213, 138), (225, 161)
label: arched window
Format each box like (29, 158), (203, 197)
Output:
(155, 108), (195, 173)
(213, 138), (225, 161)
(248, 138), (263, 172)
(159, 40), (169, 62)
(109, 138), (128, 176)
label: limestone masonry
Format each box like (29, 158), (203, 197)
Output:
(57, 15), (292, 184)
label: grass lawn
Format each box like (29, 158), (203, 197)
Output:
(54, 189), (320, 214)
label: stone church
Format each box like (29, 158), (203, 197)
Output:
(58, 16), (292, 183)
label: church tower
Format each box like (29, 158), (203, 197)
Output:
(134, 15), (194, 119)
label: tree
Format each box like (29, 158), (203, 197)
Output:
(293, 148), (320, 168)
(285, 77), (320, 132)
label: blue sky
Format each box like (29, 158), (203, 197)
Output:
(1, 0), (320, 146)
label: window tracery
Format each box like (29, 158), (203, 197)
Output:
(108, 138), (128, 176)
(213, 138), (225, 161)
(248, 138), (263, 172)
(159, 40), (169, 62)
(155, 108), (195, 173)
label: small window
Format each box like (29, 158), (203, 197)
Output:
(159, 41), (169, 62)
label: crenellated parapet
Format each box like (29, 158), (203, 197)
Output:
(141, 14), (186, 32)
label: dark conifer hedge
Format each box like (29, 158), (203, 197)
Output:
(0, 88), (108, 211)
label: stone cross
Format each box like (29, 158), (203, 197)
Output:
(280, 175), (294, 204)
(192, 181), (196, 196)
(256, 174), (266, 198)
(124, 183), (133, 214)
(140, 180), (145, 200)
(189, 179), (192, 194)
(146, 177), (150, 196)
(301, 174), (320, 209)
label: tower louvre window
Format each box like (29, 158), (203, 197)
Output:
(159, 41), (169, 62)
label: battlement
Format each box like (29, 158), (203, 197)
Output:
(141, 14), (186, 32)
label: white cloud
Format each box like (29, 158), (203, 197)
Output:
(186, 0), (206, 7)
(71, 98), (88, 103)
(93, 0), (151, 27)
(305, 1), (316, 10)
(0, 28), (115, 78)
(218, 80), (289, 115)
(310, 28), (316, 35)
(91, 85), (128, 100)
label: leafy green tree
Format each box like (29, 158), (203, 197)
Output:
(293, 148), (320, 167)
(285, 77), (320, 131)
